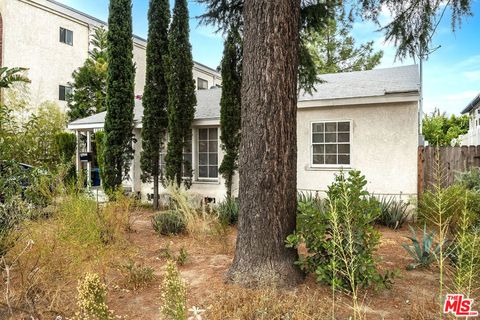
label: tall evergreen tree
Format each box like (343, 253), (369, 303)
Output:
(103, 0), (136, 192)
(165, 0), (196, 187)
(141, 0), (170, 210)
(219, 25), (242, 199)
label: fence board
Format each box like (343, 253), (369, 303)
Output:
(418, 146), (480, 194)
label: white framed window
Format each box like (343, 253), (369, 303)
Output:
(60, 27), (73, 45)
(197, 128), (218, 179)
(311, 120), (351, 167)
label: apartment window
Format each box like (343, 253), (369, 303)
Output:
(311, 121), (351, 166)
(59, 85), (72, 101)
(60, 27), (73, 45)
(197, 78), (209, 90)
(198, 128), (218, 179)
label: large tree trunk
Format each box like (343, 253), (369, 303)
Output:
(227, 0), (303, 287)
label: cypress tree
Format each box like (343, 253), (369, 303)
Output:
(140, 0), (170, 210)
(164, 0), (196, 187)
(219, 25), (242, 199)
(103, 0), (136, 192)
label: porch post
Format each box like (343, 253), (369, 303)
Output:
(86, 130), (92, 187)
(75, 130), (81, 175)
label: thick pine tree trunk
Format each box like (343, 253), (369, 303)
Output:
(227, 0), (303, 287)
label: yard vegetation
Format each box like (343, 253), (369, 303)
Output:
(1, 0), (477, 318)
(0, 158), (479, 318)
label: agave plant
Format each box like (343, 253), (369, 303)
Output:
(402, 224), (443, 270)
(377, 196), (410, 230)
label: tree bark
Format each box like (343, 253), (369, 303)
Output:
(227, 0), (304, 287)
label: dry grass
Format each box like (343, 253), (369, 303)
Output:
(0, 193), (136, 319)
(202, 285), (331, 320)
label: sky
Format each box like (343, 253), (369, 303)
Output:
(57, 0), (480, 115)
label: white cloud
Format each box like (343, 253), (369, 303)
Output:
(464, 70), (480, 81)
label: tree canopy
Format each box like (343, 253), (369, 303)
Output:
(422, 109), (469, 146)
(305, 11), (383, 74)
(67, 27), (108, 121)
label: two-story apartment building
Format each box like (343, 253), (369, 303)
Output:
(0, 0), (221, 109)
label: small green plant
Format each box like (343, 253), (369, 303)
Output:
(120, 261), (156, 290)
(216, 197), (239, 225)
(152, 211), (186, 235)
(161, 260), (187, 320)
(377, 196), (410, 230)
(176, 247), (188, 266)
(402, 225), (443, 270)
(75, 273), (114, 320)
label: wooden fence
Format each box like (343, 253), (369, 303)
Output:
(418, 146), (480, 194)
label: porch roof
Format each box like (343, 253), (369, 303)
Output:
(68, 88), (222, 130)
(68, 65), (419, 130)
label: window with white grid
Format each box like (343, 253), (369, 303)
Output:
(311, 121), (351, 166)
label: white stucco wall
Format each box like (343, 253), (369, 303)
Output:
(133, 101), (418, 202)
(297, 102), (419, 197)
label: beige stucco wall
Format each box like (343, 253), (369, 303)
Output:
(193, 65), (222, 89)
(297, 102), (419, 197)
(1, 0), (90, 109)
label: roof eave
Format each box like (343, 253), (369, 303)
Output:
(461, 94), (480, 114)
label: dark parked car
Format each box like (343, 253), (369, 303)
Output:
(0, 161), (36, 203)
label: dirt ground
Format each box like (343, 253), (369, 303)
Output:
(108, 210), (442, 320)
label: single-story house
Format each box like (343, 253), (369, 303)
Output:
(460, 93), (480, 146)
(68, 65), (420, 202)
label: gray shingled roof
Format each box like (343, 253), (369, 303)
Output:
(69, 65), (419, 128)
(299, 65), (419, 101)
(68, 88), (223, 127)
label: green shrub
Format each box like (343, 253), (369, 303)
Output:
(402, 224), (443, 270)
(419, 184), (479, 233)
(456, 168), (480, 192)
(287, 170), (389, 291)
(377, 196), (410, 229)
(152, 211), (186, 235)
(217, 197), (239, 225)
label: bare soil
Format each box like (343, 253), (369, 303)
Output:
(108, 210), (442, 320)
